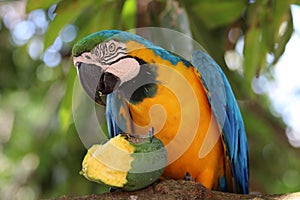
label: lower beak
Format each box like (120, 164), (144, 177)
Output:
(98, 72), (120, 95)
(77, 63), (120, 105)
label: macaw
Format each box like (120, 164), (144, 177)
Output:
(72, 30), (249, 194)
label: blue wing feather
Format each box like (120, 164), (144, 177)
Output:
(106, 94), (120, 138)
(192, 50), (249, 194)
(106, 91), (133, 138)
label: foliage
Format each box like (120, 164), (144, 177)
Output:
(0, 0), (300, 199)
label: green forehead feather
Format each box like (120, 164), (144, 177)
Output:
(72, 30), (122, 57)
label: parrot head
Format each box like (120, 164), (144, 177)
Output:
(72, 30), (151, 105)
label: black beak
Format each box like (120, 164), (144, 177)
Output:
(99, 72), (120, 95)
(77, 62), (120, 105)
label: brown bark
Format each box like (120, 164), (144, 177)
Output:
(54, 179), (300, 200)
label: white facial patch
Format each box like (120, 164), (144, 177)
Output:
(73, 52), (104, 67)
(92, 40), (127, 65)
(73, 40), (127, 69)
(105, 57), (140, 85)
(73, 40), (139, 86)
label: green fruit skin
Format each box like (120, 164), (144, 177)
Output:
(123, 136), (167, 191)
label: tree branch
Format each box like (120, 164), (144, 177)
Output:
(54, 179), (300, 200)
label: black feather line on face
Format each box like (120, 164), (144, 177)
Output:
(91, 40), (127, 65)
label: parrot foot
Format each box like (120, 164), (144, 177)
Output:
(148, 127), (154, 143)
(184, 172), (195, 181)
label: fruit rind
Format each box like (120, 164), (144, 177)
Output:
(80, 134), (167, 191)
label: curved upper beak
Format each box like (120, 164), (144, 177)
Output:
(76, 62), (120, 105)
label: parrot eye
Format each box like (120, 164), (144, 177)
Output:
(108, 43), (116, 52)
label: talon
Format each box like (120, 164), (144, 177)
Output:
(184, 172), (194, 181)
(120, 132), (130, 140)
(148, 127), (154, 143)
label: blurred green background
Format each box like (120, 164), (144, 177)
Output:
(0, 0), (300, 199)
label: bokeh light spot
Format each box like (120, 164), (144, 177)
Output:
(12, 20), (35, 45)
(2, 5), (21, 30)
(43, 48), (61, 67)
(28, 37), (44, 60)
(28, 9), (48, 34)
(252, 75), (269, 94)
(36, 64), (54, 81)
(60, 24), (77, 43)
(48, 4), (57, 21)
(16, 186), (36, 200)
(224, 50), (243, 71)
(286, 127), (300, 148)
(52, 37), (63, 51)
(282, 169), (300, 188)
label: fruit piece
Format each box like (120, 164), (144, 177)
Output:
(80, 134), (167, 191)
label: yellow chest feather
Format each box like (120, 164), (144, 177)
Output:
(126, 43), (231, 190)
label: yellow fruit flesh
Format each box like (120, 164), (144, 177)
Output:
(81, 135), (135, 187)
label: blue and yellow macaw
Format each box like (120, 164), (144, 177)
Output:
(72, 30), (249, 194)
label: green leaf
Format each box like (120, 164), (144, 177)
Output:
(59, 63), (76, 132)
(268, 0), (294, 51)
(271, 2), (294, 64)
(98, 1), (125, 30)
(26, 0), (59, 12)
(160, 0), (191, 34)
(191, 1), (247, 29)
(272, 13), (294, 65)
(72, 1), (108, 39)
(243, 2), (266, 89)
(44, 0), (97, 50)
(244, 26), (267, 87)
(63, 0), (124, 49)
(244, 27), (262, 70)
(243, 0), (294, 75)
(121, 0), (136, 29)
